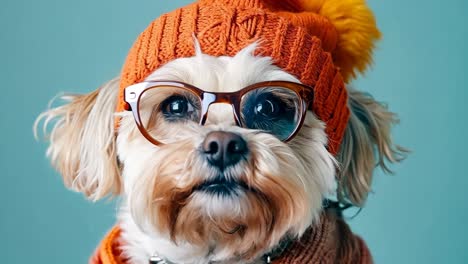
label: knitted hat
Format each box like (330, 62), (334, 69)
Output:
(116, 0), (380, 154)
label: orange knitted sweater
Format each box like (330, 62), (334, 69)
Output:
(90, 210), (372, 264)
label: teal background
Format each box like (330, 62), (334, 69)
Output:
(1, 0), (467, 263)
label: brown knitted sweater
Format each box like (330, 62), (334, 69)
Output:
(90, 210), (372, 264)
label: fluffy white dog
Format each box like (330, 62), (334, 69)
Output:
(35, 0), (406, 263)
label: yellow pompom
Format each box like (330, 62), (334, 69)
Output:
(299, 0), (381, 81)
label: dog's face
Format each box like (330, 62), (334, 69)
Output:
(117, 44), (336, 259)
(36, 41), (404, 263)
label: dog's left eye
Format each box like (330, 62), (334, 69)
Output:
(253, 97), (281, 118)
(240, 87), (300, 140)
(161, 95), (196, 121)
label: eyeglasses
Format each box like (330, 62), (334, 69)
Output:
(124, 80), (314, 145)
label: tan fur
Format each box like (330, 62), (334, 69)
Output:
(34, 78), (121, 200)
(336, 88), (408, 206)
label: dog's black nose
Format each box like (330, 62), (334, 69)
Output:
(202, 131), (248, 170)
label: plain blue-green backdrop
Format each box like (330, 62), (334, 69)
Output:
(1, 0), (467, 263)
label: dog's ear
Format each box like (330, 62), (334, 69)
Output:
(35, 78), (121, 201)
(336, 88), (408, 206)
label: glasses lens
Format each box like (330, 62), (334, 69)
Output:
(138, 86), (202, 142)
(240, 86), (302, 141)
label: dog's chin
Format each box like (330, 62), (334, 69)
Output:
(129, 159), (311, 260)
(162, 177), (305, 260)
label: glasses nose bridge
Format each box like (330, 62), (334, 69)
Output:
(200, 92), (240, 126)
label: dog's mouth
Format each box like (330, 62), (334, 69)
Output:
(194, 176), (249, 196)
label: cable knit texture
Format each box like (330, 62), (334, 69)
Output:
(115, 0), (380, 155)
(89, 211), (372, 264)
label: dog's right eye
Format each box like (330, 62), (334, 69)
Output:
(161, 95), (196, 121)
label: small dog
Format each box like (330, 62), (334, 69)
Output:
(36, 0), (405, 263)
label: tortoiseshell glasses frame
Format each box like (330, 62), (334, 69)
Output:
(124, 80), (315, 145)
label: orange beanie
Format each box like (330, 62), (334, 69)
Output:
(116, 0), (380, 154)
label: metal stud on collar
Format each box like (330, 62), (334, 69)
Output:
(149, 254), (168, 264)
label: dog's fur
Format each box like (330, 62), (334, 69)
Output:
(35, 43), (405, 263)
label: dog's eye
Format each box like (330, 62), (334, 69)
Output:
(253, 97), (280, 118)
(244, 93), (293, 122)
(161, 95), (195, 121)
(240, 87), (300, 140)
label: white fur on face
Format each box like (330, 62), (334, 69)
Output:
(116, 43), (337, 264)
